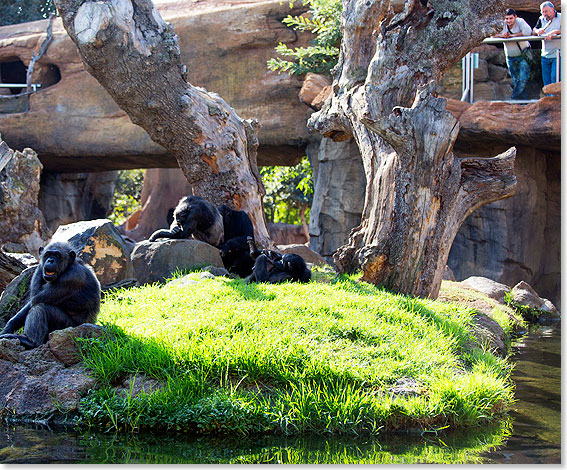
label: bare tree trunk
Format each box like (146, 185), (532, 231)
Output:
(53, 0), (271, 247)
(309, 0), (517, 298)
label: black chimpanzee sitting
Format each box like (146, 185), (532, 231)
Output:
(0, 241), (101, 349)
(149, 196), (255, 277)
(246, 237), (311, 284)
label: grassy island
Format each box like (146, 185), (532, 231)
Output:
(76, 270), (523, 436)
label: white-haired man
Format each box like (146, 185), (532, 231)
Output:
(533, 1), (561, 86)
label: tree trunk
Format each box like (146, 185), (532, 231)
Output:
(309, 0), (517, 298)
(53, 0), (271, 247)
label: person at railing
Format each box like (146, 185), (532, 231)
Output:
(533, 1), (561, 86)
(493, 8), (532, 100)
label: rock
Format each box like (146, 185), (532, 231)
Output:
(267, 222), (309, 246)
(276, 243), (327, 266)
(4, 252), (38, 267)
(119, 168), (192, 242)
(39, 171), (118, 233)
(202, 265), (230, 277)
(311, 85), (332, 110)
(0, 338), (24, 362)
(131, 239), (224, 285)
(0, 0), (315, 171)
(48, 323), (105, 367)
(0, 139), (50, 255)
(443, 265), (456, 281)
(542, 82), (561, 96)
(447, 97), (560, 152)
(510, 281), (560, 324)
(309, 137), (365, 263)
(299, 73), (331, 108)
(0, 266), (36, 330)
(469, 313), (507, 357)
(51, 219), (135, 286)
(460, 276), (511, 304)
(0, 325), (102, 419)
(117, 374), (162, 398)
(0, 250), (26, 291)
(388, 377), (424, 397)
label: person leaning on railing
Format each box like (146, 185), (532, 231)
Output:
(492, 8), (532, 100)
(533, 1), (561, 86)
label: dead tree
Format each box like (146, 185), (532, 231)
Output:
(309, 0), (517, 298)
(53, 0), (270, 246)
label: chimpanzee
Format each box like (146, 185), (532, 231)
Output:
(217, 204), (255, 277)
(246, 237), (311, 283)
(149, 196), (224, 247)
(0, 241), (101, 349)
(149, 196), (256, 277)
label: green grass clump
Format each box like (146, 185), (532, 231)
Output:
(76, 274), (515, 435)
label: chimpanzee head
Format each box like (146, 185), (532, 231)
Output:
(38, 241), (76, 282)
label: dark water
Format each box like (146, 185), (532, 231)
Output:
(0, 324), (561, 464)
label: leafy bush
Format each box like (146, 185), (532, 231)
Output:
(109, 169), (145, 225)
(267, 0), (341, 76)
(261, 157), (313, 226)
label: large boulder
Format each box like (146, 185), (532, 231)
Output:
(267, 222), (309, 246)
(51, 219), (135, 286)
(460, 276), (511, 304)
(131, 239), (224, 284)
(0, 139), (50, 255)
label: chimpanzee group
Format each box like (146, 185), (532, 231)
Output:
(0, 195), (310, 349)
(148, 195), (310, 282)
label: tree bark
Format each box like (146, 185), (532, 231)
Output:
(309, 0), (517, 298)
(53, 0), (271, 247)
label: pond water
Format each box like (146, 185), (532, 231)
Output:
(0, 323), (560, 464)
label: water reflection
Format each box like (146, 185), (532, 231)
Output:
(0, 324), (560, 464)
(0, 422), (512, 464)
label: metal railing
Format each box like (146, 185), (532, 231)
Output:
(0, 83), (42, 92)
(461, 34), (561, 103)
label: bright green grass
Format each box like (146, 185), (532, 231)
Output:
(76, 273), (515, 435)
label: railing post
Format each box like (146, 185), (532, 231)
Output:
(556, 48), (561, 83)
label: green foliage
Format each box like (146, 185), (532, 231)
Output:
(503, 291), (544, 322)
(267, 0), (342, 76)
(261, 157), (313, 225)
(0, 0), (55, 26)
(109, 169), (145, 225)
(76, 274), (516, 435)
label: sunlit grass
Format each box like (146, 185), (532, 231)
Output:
(76, 273), (515, 435)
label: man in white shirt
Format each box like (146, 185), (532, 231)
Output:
(493, 9), (533, 100)
(533, 1), (561, 86)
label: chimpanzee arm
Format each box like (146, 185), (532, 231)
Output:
(149, 224), (185, 242)
(1, 301), (32, 334)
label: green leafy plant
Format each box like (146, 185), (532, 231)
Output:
(267, 0), (342, 76)
(109, 169), (145, 225)
(503, 291), (543, 322)
(261, 157), (313, 227)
